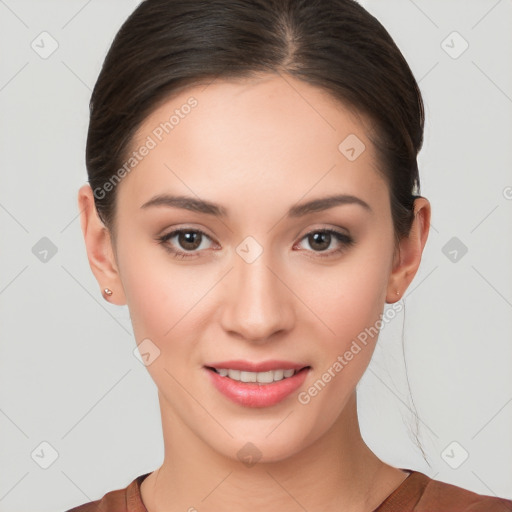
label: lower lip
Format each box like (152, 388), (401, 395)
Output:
(204, 367), (310, 408)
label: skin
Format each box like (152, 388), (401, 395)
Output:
(79, 73), (430, 512)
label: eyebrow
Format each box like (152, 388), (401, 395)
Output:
(140, 193), (372, 217)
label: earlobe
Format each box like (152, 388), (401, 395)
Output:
(385, 197), (431, 304)
(77, 184), (127, 305)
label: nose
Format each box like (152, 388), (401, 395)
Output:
(219, 251), (295, 343)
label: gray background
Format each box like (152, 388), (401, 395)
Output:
(0, 0), (511, 511)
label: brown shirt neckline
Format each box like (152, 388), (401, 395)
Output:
(125, 470), (423, 512)
(67, 467), (512, 511)
(126, 470), (424, 512)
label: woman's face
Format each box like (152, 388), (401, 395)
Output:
(98, 74), (408, 462)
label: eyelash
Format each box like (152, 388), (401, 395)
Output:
(156, 227), (354, 260)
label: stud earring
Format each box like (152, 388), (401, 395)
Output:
(104, 288), (113, 296)
(396, 290), (400, 296)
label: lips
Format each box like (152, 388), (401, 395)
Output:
(204, 360), (310, 372)
(203, 360), (311, 408)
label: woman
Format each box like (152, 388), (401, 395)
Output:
(67, 0), (512, 510)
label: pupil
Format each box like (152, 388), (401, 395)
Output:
(310, 232), (330, 251)
(179, 231), (201, 250)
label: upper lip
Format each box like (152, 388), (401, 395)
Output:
(205, 360), (310, 372)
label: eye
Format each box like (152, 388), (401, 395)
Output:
(157, 228), (214, 259)
(157, 227), (354, 260)
(294, 228), (354, 258)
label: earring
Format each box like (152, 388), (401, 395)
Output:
(104, 288), (113, 296)
(396, 290), (400, 296)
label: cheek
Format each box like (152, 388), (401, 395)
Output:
(116, 239), (199, 341)
(294, 243), (391, 398)
(298, 255), (389, 344)
(295, 274), (387, 424)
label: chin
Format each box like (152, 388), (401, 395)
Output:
(203, 421), (319, 466)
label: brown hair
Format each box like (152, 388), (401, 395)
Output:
(86, 0), (424, 247)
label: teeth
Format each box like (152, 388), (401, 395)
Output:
(240, 370), (257, 382)
(213, 368), (300, 384)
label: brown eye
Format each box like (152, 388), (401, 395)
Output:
(307, 231), (332, 251)
(177, 231), (202, 251)
(296, 229), (354, 258)
(157, 228), (214, 258)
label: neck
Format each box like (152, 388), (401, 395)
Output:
(140, 391), (406, 512)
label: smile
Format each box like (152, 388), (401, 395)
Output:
(204, 365), (311, 408)
(208, 367), (301, 384)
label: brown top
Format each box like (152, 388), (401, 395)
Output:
(65, 468), (512, 512)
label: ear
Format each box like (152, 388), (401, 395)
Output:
(78, 184), (127, 305)
(386, 197), (431, 304)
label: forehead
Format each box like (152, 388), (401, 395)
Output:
(119, 74), (387, 214)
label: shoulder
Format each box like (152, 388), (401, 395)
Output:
(64, 473), (151, 512)
(377, 470), (512, 512)
(418, 475), (512, 511)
